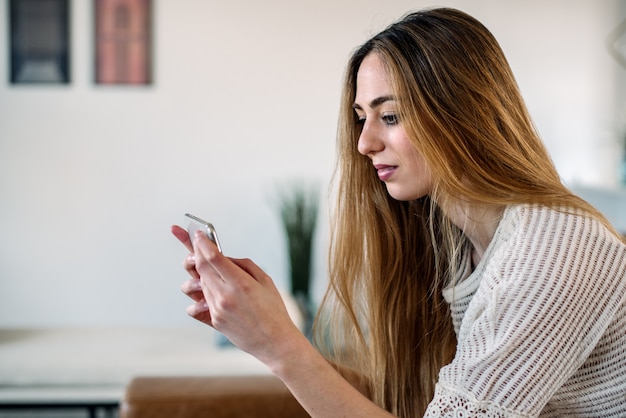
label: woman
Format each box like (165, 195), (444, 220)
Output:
(172, 7), (626, 417)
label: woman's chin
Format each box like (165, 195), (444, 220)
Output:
(385, 185), (427, 202)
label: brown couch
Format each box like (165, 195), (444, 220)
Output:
(120, 375), (309, 418)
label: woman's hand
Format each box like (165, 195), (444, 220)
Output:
(171, 225), (392, 418)
(171, 225), (210, 322)
(171, 225), (303, 365)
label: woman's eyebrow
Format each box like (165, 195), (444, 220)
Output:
(352, 95), (396, 111)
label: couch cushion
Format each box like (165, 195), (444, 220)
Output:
(120, 376), (309, 418)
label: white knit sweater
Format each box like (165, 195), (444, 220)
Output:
(424, 204), (626, 417)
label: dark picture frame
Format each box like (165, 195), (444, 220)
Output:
(94, 0), (152, 85)
(9, 0), (71, 84)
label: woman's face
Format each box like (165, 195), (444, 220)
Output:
(354, 53), (433, 201)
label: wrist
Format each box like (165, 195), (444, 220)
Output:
(265, 331), (321, 381)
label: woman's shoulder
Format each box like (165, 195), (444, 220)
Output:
(478, 204), (626, 296)
(493, 204), (626, 286)
(501, 203), (623, 247)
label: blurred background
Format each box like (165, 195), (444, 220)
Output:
(1, 0), (626, 328)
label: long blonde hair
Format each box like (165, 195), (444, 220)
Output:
(314, 7), (618, 417)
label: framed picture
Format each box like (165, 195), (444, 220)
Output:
(94, 0), (152, 85)
(9, 0), (71, 84)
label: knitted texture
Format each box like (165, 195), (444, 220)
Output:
(425, 205), (626, 417)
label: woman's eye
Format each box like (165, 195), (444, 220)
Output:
(382, 114), (399, 126)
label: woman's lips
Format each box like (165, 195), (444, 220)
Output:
(374, 164), (397, 181)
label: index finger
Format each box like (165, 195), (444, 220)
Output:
(171, 224), (194, 252)
(194, 231), (243, 284)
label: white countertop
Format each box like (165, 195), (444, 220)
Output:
(0, 326), (271, 404)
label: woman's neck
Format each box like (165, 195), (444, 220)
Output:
(446, 203), (505, 264)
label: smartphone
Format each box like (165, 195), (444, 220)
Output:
(185, 213), (223, 253)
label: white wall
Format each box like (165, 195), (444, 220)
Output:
(0, 0), (623, 327)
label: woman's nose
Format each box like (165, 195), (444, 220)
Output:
(357, 124), (383, 156)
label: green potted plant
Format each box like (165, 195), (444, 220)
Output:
(277, 181), (319, 336)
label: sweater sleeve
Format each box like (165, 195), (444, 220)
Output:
(425, 206), (626, 417)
